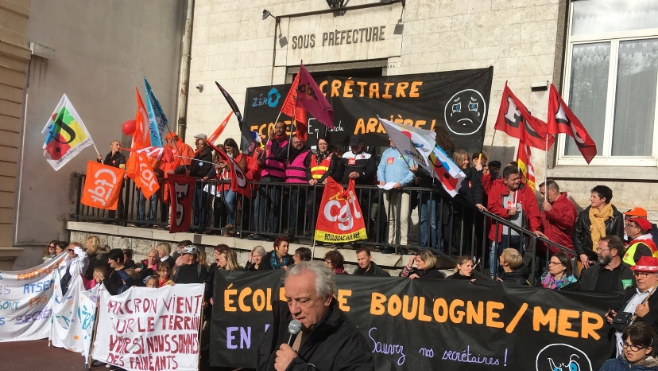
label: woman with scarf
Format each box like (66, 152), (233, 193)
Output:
(573, 185), (624, 272)
(305, 137), (340, 228)
(324, 250), (348, 275)
(259, 236), (292, 270)
(538, 252), (578, 290)
(135, 249), (159, 286)
(213, 138), (246, 236)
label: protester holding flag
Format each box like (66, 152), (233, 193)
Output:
(415, 127), (455, 252)
(285, 135), (311, 237)
(377, 138), (416, 246)
(573, 185), (624, 270)
(175, 137), (213, 231)
(97, 140), (127, 169)
(487, 166), (541, 278)
(249, 121), (289, 239)
(213, 138), (246, 236)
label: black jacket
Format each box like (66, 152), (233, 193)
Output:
(340, 150), (376, 184)
(579, 262), (635, 292)
(615, 288), (658, 334)
(305, 152), (340, 183)
(353, 261), (390, 277)
(457, 167), (483, 206)
(499, 266), (529, 286)
(175, 147), (213, 178)
(256, 300), (374, 371)
(99, 151), (127, 168)
(259, 251), (293, 270)
(573, 205), (624, 261)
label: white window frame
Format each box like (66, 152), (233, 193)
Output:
(558, 4), (658, 167)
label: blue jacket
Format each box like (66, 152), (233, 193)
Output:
(599, 355), (658, 371)
(376, 147), (415, 186)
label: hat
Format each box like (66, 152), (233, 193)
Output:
(165, 132), (178, 140)
(194, 133), (208, 141)
(488, 160), (501, 169)
(631, 256), (658, 272)
(349, 135), (363, 146)
(625, 207), (648, 218)
(181, 245), (198, 255)
(629, 217), (653, 232)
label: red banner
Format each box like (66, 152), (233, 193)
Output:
(314, 179), (367, 243)
(80, 161), (125, 210)
(167, 174), (195, 233)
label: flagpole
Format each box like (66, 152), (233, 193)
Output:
(487, 130), (497, 159)
(91, 142), (101, 157)
(544, 135), (548, 202)
(173, 155), (216, 166)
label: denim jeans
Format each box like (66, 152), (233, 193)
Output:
(418, 192), (441, 250)
(223, 189), (237, 226)
(489, 234), (521, 278)
(137, 191), (157, 222)
(288, 186), (305, 235)
(193, 185), (207, 228)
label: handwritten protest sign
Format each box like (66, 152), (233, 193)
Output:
(50, 273), (99, 364)
(210, 270), (624, 371)
(92, 284), (204, 371)
(0, 255), (64, 342)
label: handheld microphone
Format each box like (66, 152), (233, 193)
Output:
(286, 320), (302, 346)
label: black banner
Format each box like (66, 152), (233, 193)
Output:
(210, 270), (622, 371)
(243, 68), (493, 154)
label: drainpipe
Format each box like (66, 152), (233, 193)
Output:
(176, 0), (194, 141)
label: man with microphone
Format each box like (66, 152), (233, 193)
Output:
(256, 261), (373, 371)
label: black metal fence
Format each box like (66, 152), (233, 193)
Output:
(72, 173), (576, 283)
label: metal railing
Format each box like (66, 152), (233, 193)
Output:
(72, 174), (576, 284)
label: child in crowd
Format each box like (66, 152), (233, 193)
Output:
(145, 275), (158, 288)
(600, 322), (658, 370)
(91, 266), (107, 289)
(157, 264), (174, 287)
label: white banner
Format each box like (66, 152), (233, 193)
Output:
(0, 255), (65, 342)
(49, 273), (99, 364)
(92, 284), (205, 371)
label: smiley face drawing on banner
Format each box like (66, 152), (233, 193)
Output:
(535, 344), (592, 371)
(444, 89), (487, 136)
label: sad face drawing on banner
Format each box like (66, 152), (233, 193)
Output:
(535, 344), (592, 371)
(444, 89), (487, 136)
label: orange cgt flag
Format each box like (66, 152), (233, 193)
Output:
(127, 88), (151, 179)
(132, 152), (160, 199)
(81, 161), (125, 210)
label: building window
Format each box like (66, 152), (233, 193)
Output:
(559, 0), (658, 166)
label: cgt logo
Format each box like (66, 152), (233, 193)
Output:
(173, 182), (190, 226)
(87, 168), (118, 206)
(323, 191), (362, 231)
(137, 161), (157, 193)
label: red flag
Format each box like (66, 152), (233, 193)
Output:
(132, 152), (160, 199)
(281, 73), (308, 142)
(494, 83), (554, 150)
(297, 63), (334, 129)
(547, 84), (597, 164)
(516, 143), (536, 191)
(80, 161), (125, 210)
(314, 179), (367, 242)
(208, 111), (233, 144)
(167, 174), (195, 233)
(206, 141), (250, 198)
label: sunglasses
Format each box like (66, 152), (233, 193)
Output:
(48, 245), (55, 249)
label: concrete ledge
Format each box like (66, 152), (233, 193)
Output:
(67, 221), (415, 273)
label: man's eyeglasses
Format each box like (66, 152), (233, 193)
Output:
(622, 342), (649, 352)
(634, 272), (652, 277)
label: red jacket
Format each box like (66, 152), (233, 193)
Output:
(541, 192), (577, 253)
(487, 179), (540, 243)
(481, 173), (493, 194)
